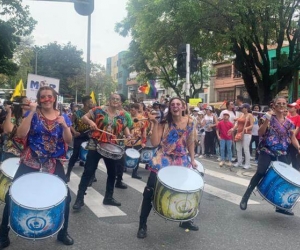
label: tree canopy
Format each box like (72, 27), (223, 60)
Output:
(117, 0), (300, 104)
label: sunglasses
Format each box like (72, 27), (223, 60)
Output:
(40, 95), (54, 102)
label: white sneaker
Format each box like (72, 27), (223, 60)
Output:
(243, 165), (251, 169)
(226, 161), (232, 167)
(219, 161), (224, 167)
(199, 155), (204, 158)
(195, 154), (199, 157)
(217, 157), (221, 162)
(250, 156), (254, 160)
(233, 162), (241, 168)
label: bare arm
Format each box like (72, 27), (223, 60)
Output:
(16, 103), (38, 138)
(2, 106), (14, 133)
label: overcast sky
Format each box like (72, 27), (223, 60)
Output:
(24, 0), (131, 66)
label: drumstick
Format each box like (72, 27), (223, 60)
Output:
(95, 128), (114, 136)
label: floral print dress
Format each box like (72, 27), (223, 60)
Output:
(149, 120), (195, 173)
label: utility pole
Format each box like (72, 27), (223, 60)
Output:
(185, 44), (190, 104)
(86, 14), (91, 94)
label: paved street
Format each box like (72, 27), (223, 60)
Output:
(1, 157), (300, 250)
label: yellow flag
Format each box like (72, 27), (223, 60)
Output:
(10, 79), (25, 101)
(90, 91), (96, 104)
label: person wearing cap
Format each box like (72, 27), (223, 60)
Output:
(229, 103), (254, 169)
(216, 111), (234, 167)
(240, 96), (300, 216)
(219, 101), (236, 124)
(203, 106), (218, 157)
(287, 102), (300, 170)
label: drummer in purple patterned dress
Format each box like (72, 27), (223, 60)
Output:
(72, 93), (133, 210)
(137, 97), (198, 239)
(240, 96), (300, 216)
(0, 86), (74, 248)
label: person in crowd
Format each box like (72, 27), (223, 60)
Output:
(72, 93), (133, 210)
(230, 103), (254, 169)
(151, 101), (163, 122)
(123, 103), (147, 179)
(235, 95), (244, 119)
(196, 111), (205, 158)
(250, 104), (261, 163)
(219, 101), (236, 124)
(216, 111), (234, 167)
(286, 102), (300, 170)
(65, 96), (94, 182)
(2, 96), (30, 160)
(239, 96), (300, 216)
(0, 86), (74, 248)
(137, 97), (198, 239)
(203, 106), (218, 157)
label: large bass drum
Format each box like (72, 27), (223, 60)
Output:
(153, 166), (204, 221)
(9, 172), (67, 239)
(257, 161), (300, 211)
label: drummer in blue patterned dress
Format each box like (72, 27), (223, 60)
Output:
(240, 96), (300, 216)
(0, 86), (74, 248)
(72, 93), (133, 209)
(137, 97), (199, 239)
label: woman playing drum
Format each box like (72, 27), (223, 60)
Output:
(0, 86), (74, 248)
(240, 96), (300, 215)
(137, 97), (198, 239)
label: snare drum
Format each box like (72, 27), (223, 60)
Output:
(153, 166), (204, 221)
(79, 142), (88, 161)
(140, 138), (157, 163)
(257, 161), (300, 211)
(97, 142), (124, 160)
(66, 147), (73, 160)
(10, 172), (67, 239)
(124, 148), (140, 168)
(0, 158), (19, 202)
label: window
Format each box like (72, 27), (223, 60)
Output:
(271, 57), (277, 69)
(218, 91), (235, 102)
(216, 66), (232, 78)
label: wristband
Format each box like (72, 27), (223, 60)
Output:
(265, 113), (272, 121)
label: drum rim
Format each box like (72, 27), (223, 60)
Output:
(0, 157), (20, 179)
(9, 172), (67, 209)
(270, 161), (300, 188)
(157, 166), (204, 192)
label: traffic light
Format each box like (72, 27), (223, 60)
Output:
(74, 0), (94, 16)
(177, 45), (186, 78)
(190, 55), (199, 74)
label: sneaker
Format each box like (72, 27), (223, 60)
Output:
(198, 155), (204, 158)
(243, 165), (251, 169)
(179, 221), (199, 231)
(233, 162), (242, 168)
(195, 154), (199, 157)
(217, 157), (221, 162)
(250, 156), (254, 160)
(219, 161), (224, 167)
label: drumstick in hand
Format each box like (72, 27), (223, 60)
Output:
(95, 128), (114, 136)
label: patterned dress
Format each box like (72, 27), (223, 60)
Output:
(21, 112), (72, 173)
(149, 120), (195, 172)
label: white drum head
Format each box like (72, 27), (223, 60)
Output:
(158, 166), (204, 192)
(10, 173), (67, 209)
(126, 148), (140, 159)
(271, 161), (300, 186)
(0, 157), (20, 179)
(81, 142), (88, 149)
(100, 143), (123, 153)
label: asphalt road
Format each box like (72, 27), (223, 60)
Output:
(1, 157), (300, 250)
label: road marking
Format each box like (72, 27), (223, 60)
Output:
(204, 169), (251, 187)
(98, 162), (260, 206)
(204, 184), (259, 205)
(68, 172), (126, 218)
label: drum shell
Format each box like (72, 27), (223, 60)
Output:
(97, 142), (124, 160)
(124, 148), (140, 168)
(257, 162), (300, 210)
(9, 173), (67, 239)
(0, 158), (20, 202)
(140, 147), (157, 164)
(153, 166), (204, 221)
(79, 142), (88, 161)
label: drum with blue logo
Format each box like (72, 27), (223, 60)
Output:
(140, 139), (157, 163)
(257, 161), (300, 211)
(79, 142), (88, 162)
(124, 148), (140, 168)
(9, 172), (67, 239)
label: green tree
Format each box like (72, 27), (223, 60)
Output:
(33, 42), (86, 97)
(0, 0), (36, 78)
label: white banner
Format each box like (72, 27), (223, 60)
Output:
(26, 74), (60, 101)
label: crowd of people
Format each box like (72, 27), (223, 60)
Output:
(0, 90), (299, 247)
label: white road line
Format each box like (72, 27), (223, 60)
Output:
(204, 169), (251, 187)
(204, 184), (259, 205)
(97, 162), (260, 206)
(68, 172), (126, 218)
